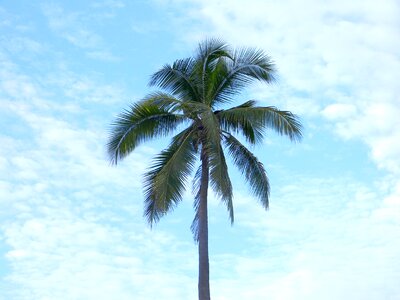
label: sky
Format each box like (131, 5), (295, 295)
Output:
(0, 0), (399, 299)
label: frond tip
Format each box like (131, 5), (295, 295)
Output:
(107, 100), (185, 165)
(217, 102), (303, 144)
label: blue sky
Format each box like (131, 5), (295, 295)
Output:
(1, 0), (399, 299)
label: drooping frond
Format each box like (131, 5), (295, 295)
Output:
(142, 92), (184, 112)
(217, 101), (303, 142)
(149, 57), (201, 102)
(209, 48), (276, 107)
(143, 127), (197, 225)
(233, 47), (276, 81)
(208, 143), (234, 223)
(199, 107), (221, 150)
(191, 142), (234, 242)
(197, 106), (234, 224)
(257, 106), (303, 142)
(223, 132), (270, 209)
(216, 100), (264, 144)
(107, 101), (186, 164)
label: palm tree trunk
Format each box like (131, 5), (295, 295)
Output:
(198, 147), (211, 300)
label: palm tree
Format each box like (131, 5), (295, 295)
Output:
(107, 39), (302, 300)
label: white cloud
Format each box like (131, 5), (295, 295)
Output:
(0, 44), (197, 299)
(321, 103), (357, 120)
(206, 175), (400, 299)
(2, 1), (400, 299)
(41, 3), (120, 61)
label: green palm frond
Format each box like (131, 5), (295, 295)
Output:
(216, 100), (264, 144)
(208, 143), (234, 223)
(223, 132), (270, 209)
(204, 57), (230, 105)
(142, 92), (184, 112)
(196, 38), (231, 65)
(210, 48), (276, 106)
(107, 101), (186, 164)
(191, 142), (234, 241)
(149, 57), (201, 102)
(199, 107), (221, 149)
(195, 38), (232, 103)
(258, 106), (303, 141)
(197, 107), (234, 223)
(142, 92), (211, 120)
(218, 102), (303, 142)
(143, 127), (197, 225)
(233, 47), (275, 81)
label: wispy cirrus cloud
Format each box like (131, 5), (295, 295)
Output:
(41, 3), (120, 61)
(0, 36), (196, 299)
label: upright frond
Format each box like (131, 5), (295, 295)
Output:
(196, 38), (231, 63)
(210, 48), (276, 107)
(195, 38), (232, 104)
(149, 58), (201, 101)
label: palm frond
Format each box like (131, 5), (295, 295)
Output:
(142, 92), (183, 112)
(208, 143), (234, 224)
(191, 142), (234, 241)
(216, 100), (264, 144)
(210, 48), (276, 106)
(197, 107), (234, 223)
(233, 47), (276, 81)
(196, 38), (231, 64)
(107, 101), (186, 164)
(223, 132), (270, 209)
(143, 127), (197, 225)
(195, 38), (232, 104)
(218, 102), (303, 142)
(142, 92), (210, 120)
(199, 108), (221, 148)
(258, 106), (303, 142)
(149, 57), (201, 101)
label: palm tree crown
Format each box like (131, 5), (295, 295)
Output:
(107, 39), (302, 300)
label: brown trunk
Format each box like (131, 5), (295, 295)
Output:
(198, 147), (211, 300)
